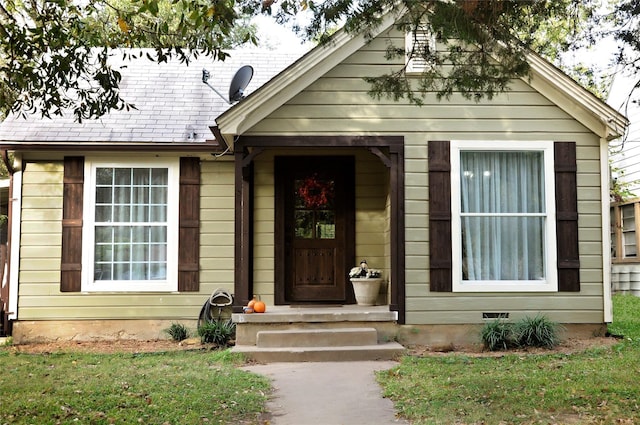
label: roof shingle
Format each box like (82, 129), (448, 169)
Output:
(0, 48), (300, 143)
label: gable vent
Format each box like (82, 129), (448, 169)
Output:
(405, 30), (436, 74)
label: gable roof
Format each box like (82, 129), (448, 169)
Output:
(214, 12), (398, 147)
(0, 18), (629, 152)
(0, 48), (299, 150)
(215, 15), (628, 146)
(525, 52), (628, 141)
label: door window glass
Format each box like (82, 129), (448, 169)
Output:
(294, 174), (335, 239)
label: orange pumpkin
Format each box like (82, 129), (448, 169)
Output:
(247, 297), (257, 309)
(253, 300), (266, 313)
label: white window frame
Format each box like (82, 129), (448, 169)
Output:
(620, 203), (638, 258)
(81, 157), (180, 292)
(451, 140), (558, 292)
(611, 201), (640, 262)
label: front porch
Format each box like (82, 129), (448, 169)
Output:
(232, 136), (406, 323)
(231, 305), (405, 362)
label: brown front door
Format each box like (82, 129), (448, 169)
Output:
(275, 156), (355, 304)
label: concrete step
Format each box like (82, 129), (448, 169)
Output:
(231, 306), (404, 362)
(231, 342), (405, 362)
(256, 327), (378, 348)
(233, 306), (399, 346)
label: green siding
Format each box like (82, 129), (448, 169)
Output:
(244, 29), (605, 325)
(18, 162), (64, 319)
(18, 159), (236, 320)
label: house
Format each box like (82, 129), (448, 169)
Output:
(608, 70), (640, 295)
(0, 14), (628, 350)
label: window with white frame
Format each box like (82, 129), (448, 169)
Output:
(82, 158), (179, 292)
(611, 201), (640, 261)
(451, 141), (557, 292)
(621, 204), (637, 257)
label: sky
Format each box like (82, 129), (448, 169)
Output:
(251, 14), (313, 53)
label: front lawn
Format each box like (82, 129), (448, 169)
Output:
(0, 349), (269, 424)
(377, 294), (640, 424)
(2, 295), (639, 424)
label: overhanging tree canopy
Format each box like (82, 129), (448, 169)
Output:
(0, 0), (248, 121)
(267, 0), (624, 104)
(1, 0), (638, 121)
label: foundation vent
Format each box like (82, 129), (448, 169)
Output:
(482, 312), (509, 320)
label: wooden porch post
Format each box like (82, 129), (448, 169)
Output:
(234, 146), (254, 311)
(367, 143), (405, 324)
(389, 145), (405, 324)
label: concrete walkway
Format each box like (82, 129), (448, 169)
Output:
(242, 361), (410, 425)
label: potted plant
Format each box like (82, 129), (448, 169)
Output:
(348, 260), (382, 306)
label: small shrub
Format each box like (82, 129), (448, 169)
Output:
(481, 320), (514, 351)
(164, 323), (189, 341)
(513, 315), (562, 349)
(198, 319), (236, 347)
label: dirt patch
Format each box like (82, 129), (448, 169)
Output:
(6, 338), (219, 354)
(5, 335), (622, 356)
(406, 335), (622, 358)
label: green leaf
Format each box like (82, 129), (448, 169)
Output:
(148, 0), (159, 15)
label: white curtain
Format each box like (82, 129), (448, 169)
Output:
(460, 151), (545, 281)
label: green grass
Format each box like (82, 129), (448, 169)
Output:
(0, 349), (269, 425)
(608, 294), (640, 343)
(3, 295), (640, 424)
(377, 294), (640, 424)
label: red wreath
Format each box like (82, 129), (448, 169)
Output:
(297, 174), (334, 209)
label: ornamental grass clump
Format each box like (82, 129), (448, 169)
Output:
(164, 322), (190, 341)
(198, 319), (236, 347)
(512, 314), (563, 349)
(480, 319), (515, 351)
(481, 315), (562, 351)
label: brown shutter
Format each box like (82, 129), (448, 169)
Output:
(555, 142), (580, 291)
(178, 157), (200, 292)
(429, 141), (452, 292)
(61, 157), (84, 292)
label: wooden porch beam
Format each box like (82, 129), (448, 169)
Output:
(238, 135), (403, 148)
(368, 147), (392, 168)
(241, 147), (265, 169)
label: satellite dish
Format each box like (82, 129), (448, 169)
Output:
(229, 65), (254, 103)
(202, 65), (254, 104)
